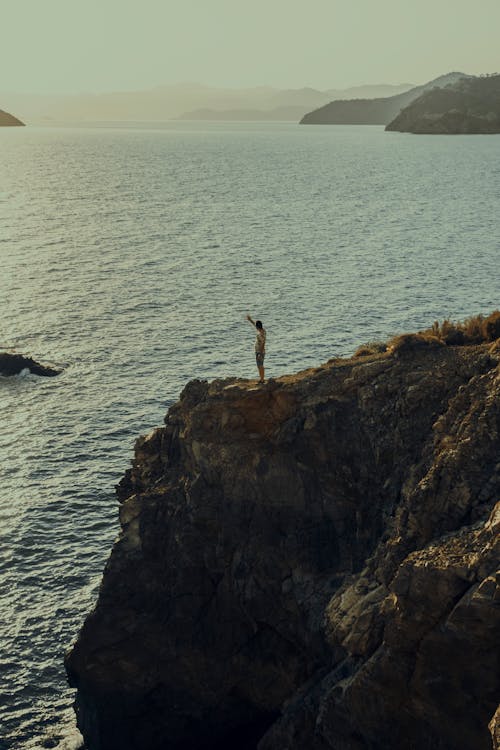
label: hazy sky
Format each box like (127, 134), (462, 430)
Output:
(4, 0), (500, 93)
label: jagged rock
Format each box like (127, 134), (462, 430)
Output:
(0, 352), (60, 377)
(490, 704), (500, 749)
(65, 343), (500, 750)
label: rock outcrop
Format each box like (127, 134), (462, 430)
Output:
(0, 108), (24, 126)
(66, 342), (500, 750)
(386, 74), (500, 134)
(0, 352), (60, 376)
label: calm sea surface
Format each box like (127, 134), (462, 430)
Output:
(0, 122), (499, 749)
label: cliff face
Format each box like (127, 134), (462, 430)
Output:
(66, 342), (500, 750)
(0, 108), (24, 126)
(386, 74), (500, 134)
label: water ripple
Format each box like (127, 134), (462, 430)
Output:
(1, 122), (499, 748)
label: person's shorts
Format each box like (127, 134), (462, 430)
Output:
(255, 352), (265, 367)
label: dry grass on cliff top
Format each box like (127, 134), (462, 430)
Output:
(354, 310), (500, 358)
(244, 312), (500, 389)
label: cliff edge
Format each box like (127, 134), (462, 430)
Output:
(66, 338), (500, 750)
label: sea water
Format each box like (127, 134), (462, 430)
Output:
(0, 122), (498, 749)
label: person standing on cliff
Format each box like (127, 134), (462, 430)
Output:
(246, 314), (266, 383)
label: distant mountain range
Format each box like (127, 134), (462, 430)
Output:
(175, 83), (414, 121)
(386, 74), (500, 133)
(8, 75), (492, 128)
(300, 73), (470, 125)
(0, 108), (24, 126)
(176, 106), (311, 122)
(0, 82), (414, 125)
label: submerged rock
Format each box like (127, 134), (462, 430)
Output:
(0, 352), (60, 377)
(66, 342), (500, 750)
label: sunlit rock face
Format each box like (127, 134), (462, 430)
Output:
(490, 705), (500, 750)
(66, 342), (500, 750)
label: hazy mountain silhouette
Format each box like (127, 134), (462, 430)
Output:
(176, 83), (414, 121)
(300, 73), (470, 125)
(0, 108), (24, 126)
(386, 73), (500, 133)
(176, 106), (311, 122)
(0, 82), (414, 125)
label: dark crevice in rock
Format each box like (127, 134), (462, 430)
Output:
(216, 712), (281, 750)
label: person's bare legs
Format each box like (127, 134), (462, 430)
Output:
(258, 365), (265, 382)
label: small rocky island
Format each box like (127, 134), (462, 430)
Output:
(0, 352), (60, 377)
(386, 74), (500, 134)
(66, 315), (500, 750)
(0, 108), (24, 126)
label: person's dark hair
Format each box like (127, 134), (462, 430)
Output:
(256, 320), (263, 329)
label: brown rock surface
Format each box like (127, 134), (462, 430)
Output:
(490, 704), (500, 749)
(65, 342), (500, 750)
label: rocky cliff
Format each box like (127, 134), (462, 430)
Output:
(0, 108), (24, 126)
(386, 74), (500, 134)
(66, 339), (500, 750)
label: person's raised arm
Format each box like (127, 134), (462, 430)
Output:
(246, 314), (256, 327)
